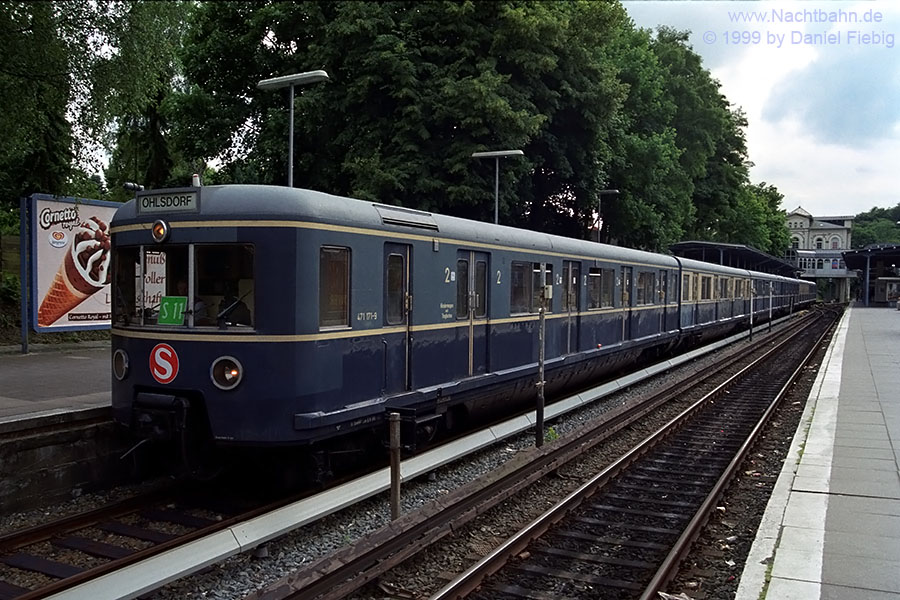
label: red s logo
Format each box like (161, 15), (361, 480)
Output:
(149, 343), (179, 384)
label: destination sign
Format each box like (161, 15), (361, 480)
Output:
(137, 191), (198, 214)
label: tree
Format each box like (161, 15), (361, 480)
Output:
(0, 1), (187, 220)
(600, 26), (692, 251)
(851, 204), (900, 248)
(171, 1), (628, 234)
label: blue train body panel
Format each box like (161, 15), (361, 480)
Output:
(109, 185), (816, 447)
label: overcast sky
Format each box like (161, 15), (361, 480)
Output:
(622, 0), (899, 217)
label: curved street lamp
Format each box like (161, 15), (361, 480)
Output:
(471, 150), (524, 224)
(258, 70), (330, 187)
(596, 189), (620, 243)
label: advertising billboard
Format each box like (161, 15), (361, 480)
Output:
(29, 194), (121, 332)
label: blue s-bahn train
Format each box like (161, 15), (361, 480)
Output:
(110, 184), (816, 463)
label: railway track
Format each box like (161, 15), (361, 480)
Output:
(428, 307), (838, 600)
(0, 482), (277, 600)
(0, 309), (832, 600)
(244, 309), (834, 600)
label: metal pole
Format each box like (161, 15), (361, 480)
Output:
(288, 84), (295, 188)
(19, 196), (29, 354)
(749, 284), (754, 342)
(536, 267), (546, 448)
(494, 157), (499, 225)
(389, 412), (401, 520)
(865, 254), (870, 306)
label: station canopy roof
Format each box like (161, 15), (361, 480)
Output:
(842, 244), (900, 271)
(670, 241), (799, 277)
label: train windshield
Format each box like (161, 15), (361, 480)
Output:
(113, 244), (255, 329)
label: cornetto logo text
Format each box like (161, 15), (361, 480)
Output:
(39, 206), (79, 231)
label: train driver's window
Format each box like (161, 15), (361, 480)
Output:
(196, 244), (254, 328)
(319, 247), (350, 328)
(112, 247), (139, 325)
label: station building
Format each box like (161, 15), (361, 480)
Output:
(784, 207), (855, 303)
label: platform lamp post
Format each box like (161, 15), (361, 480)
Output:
(257, 70), (330, 187)
(471, 149), (524, 224)
(595, 189), (620, 243)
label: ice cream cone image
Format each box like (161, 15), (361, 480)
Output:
(38, 217), (111, 326)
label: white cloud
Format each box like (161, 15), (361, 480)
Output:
(623, 0), (900, 216)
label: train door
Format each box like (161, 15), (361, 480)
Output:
(621, 266), (633, 341)
(457, 250), (490, 376)
(563, 261), (580, 353)
(384, 243), (412, 394)
(659, 270), (668, 332)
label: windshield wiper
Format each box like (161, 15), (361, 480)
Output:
(216, 290), (252, 329)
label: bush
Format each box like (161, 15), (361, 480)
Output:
(0, 273), (18, 304)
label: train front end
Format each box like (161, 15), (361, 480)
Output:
(109, 185), (302, 465)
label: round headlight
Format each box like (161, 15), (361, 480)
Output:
(211, 356), (243, 390)
(151, 220), (170, 243)
(113, 349), (129, 381)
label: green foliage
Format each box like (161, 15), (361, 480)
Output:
(851, 204), (900, 248)
(0, 205), (19, 236)
(171, 1), (631, 233)
(0, 1), (187, 215)
(0, 273), (19, 304)
(0, 0), (804, 251)
(544, 426), (559, 442)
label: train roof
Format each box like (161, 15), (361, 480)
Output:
(117, 184), (804, 283)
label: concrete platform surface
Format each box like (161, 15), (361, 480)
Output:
(0, 342), (111, 427)
(737, 306), (900, 600)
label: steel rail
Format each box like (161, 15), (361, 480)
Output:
(639, 311), (835, 598)
(249, 312), (819, 600)
(429, 310), (830, 600)
(1, 312), (817, 600)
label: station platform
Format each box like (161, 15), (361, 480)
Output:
(0, 341), (111, 432)
(737, 305), (900, 599)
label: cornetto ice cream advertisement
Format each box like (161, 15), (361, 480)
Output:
(30, 194), (121, 331)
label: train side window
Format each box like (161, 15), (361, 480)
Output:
(719, 277), (729, 299)
(588, 268), (602, 309)
(590, 267), (615, 308)
(637, 272), (655, 305)
(682, 274), (691, 302)
(621, 267), (632, 307)
(475, 261), (487, 318)
(562, 262), (580, 312)
(601, 268), (614, 307)
(510, 261), (531, 314)
(701, 276), (712, 300)
(456, 259), (469, 319)
(386, 254), (405, 325)
(319, 247), (350, 328)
